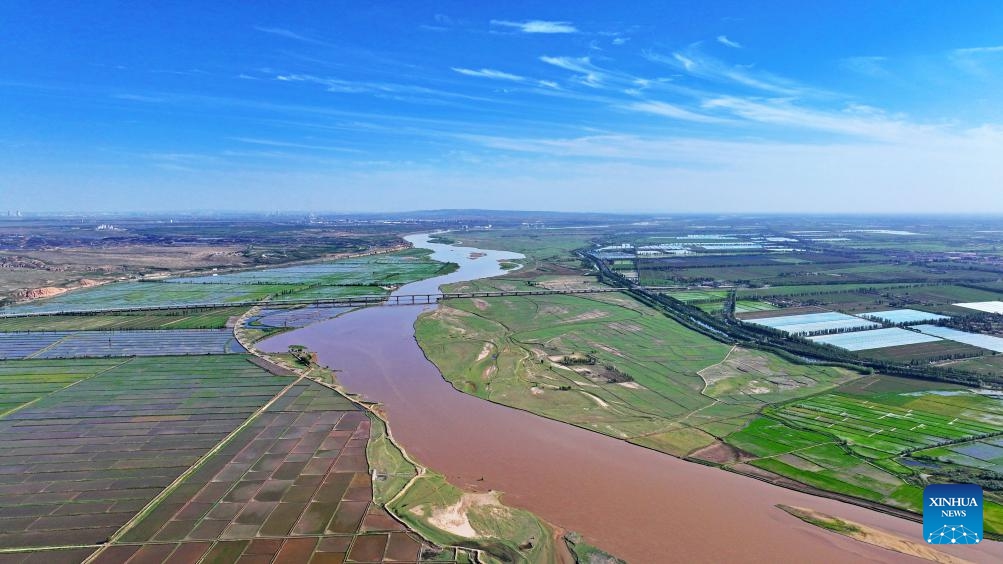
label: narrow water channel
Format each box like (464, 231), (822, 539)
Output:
(261, 234), (1003, 563)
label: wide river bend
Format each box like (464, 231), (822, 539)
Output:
(262, 234), (1003, 563)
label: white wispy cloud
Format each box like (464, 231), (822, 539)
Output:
(612, 37), (629, 46)
(451, 67), (526, 82)
(540, 56), (605, 87)
(646, 49), (807, 96)
(113, 93), (168, 103)
(539, 56), (590, 73)
(700, 96), (925, 140)
(272, 73), (503, 104)
(953, 45), (1003, 56)
(839, 56), (888, 77)
(625, 101), (734, 124)
(951, 45), (1003, 75)
(492, 20), (578, 34)
(254, 26), (333, 47)
(673, 53), (697, 71)
(717, 35), (742, 49)
(229, 137), (362, 153)
(421, 126), (1003, 213)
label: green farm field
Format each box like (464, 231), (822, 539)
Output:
(725, 386), (1003, 532)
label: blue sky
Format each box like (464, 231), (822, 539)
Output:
(3, 1), (1003, 213)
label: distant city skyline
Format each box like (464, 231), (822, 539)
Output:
(3, 1), (1003, 213)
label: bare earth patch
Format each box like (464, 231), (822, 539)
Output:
(476, 342), (493, 362)
(581, 391), (610, 408)
(689, 441), (751, 465)
(421, 491), (509, 539)
(607, 321), (644, 333)
(535, 276), (605, 290)
(617, 381), (644, 390)
(563, 310), (609, 323)
(593, 343), (624, 357)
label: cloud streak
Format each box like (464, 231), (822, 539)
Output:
(717, 35), (742, 48)
(452, 67), (526, 82)
(646, 49), (808, 96)
(254, 26), (333, 47)
(625, 101), (734, 124)
(492, 20), (578, 34)
(951, 45), (1003, 75)
(539, 56), (604, 87)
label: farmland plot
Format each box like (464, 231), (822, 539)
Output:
(103, 380), (431, 563)
(770, 394), (1000, 455)
(0, 329), (244, 360)
(0, 307), (246, 332)
(0, 356), (289, 550)
(244, 305), (354, 329)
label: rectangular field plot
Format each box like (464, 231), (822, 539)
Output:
(106, 379), (426, 563)
(0, 329), (244, 360)
(0, 332), (68, 360)
(809, 328), (942, 351)
(746, 311), (878, 335)
(734, 300), (778, 314)
(0, 307), (247, 332)
(914, 324), (1003, 353)
(0, 282), (297, 314)
(0, 359), (124, 415)
(664, 290), (727, 303)
(859, 339), (987, 363)
(954, 301), (1003, 314)
(0, 355), (290, 551)
(914, 437), (1003, 471)
(859, 309), (950, 324)
(769, 394), (1001, 456)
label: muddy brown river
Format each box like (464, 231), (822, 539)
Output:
(262, 234), (1003, 563)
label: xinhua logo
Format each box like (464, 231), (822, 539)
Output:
(923, 484), (983, 545)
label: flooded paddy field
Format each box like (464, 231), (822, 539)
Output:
(0, 356), (289, 550)
(0, 329), (244, 360)
(243, 305), (354, 329)
(0, 307), (247, 332)
(0, 354), (464, 562)
(93, 380), (437, 564)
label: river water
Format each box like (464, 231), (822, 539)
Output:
(261, 234), (1003, 563)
